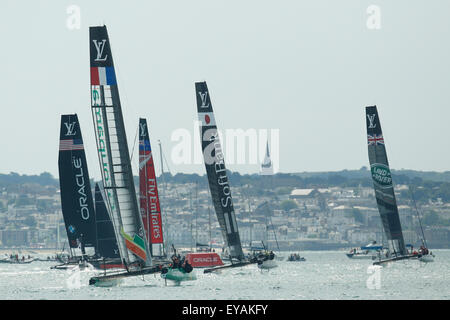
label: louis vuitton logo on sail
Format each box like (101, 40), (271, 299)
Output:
(140, 123), (147, 137)
(93, 39), (108, 62)
(64, 122), (77, 136)
(367, 114), (377, 129)
(198, 91), (209, 108)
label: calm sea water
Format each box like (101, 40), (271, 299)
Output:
(0, 250), (448, 300)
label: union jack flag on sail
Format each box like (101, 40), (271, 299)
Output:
(367, 134), (384, 146)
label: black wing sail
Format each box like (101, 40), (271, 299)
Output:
(58, 114), (97, 250)
(195, 81), (244, 260)
(94, 183), (120, 259)
(366, 106), (407, 256)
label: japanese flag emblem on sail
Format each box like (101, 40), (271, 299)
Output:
(198, 112), (216, 127)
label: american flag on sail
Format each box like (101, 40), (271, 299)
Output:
(367, 134), (384, 146)
(59, 139), (84, 151)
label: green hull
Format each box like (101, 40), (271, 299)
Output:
(161, 268), (197, 282)
(92, 278), (123, 287)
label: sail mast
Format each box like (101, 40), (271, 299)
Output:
(89, 25), (151, 267)
(366, 106), (407, 256)
(409, 188), (428, 248)
(195, 81), (244, 260)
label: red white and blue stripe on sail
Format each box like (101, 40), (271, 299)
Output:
(367, 134), (384, 146)
(59, 139), (84, 151)
(139, 140), (151, 151)
(90, 67), (117, 86)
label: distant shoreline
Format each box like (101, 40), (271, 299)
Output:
(0, 248), (59, 255)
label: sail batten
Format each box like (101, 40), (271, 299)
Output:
(195, 82), (244, 260)
(90, 25), (151, 267)
(366, 106), (407, 256)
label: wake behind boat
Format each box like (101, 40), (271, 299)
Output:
(89, 265), (163, 287)
(418, 252), (435, 263)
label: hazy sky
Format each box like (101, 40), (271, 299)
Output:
(1, 1), (450, 179)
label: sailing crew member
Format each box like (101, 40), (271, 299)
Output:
(171, 255), (181, 269)
(269, 251), (275, 260)
(181, 258), (193, 273)
(419, 245), (428, 255)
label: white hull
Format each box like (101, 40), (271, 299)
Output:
(258, 259), (277, 269)
(346, 253), (376, 260)
(419, 255), (434, 263)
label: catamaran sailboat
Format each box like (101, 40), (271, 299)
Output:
(56, 114), (123, 271)
(87, 25), (167, 286)
(138, 118), (168, 263)
(252, 202), (278, 269)
(195, 81), (272, 273)
(56, 114), (97, 268)
(365, 106), (431, 265)
(249, 241), (277, 270)
(138, 118), (195, 282)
